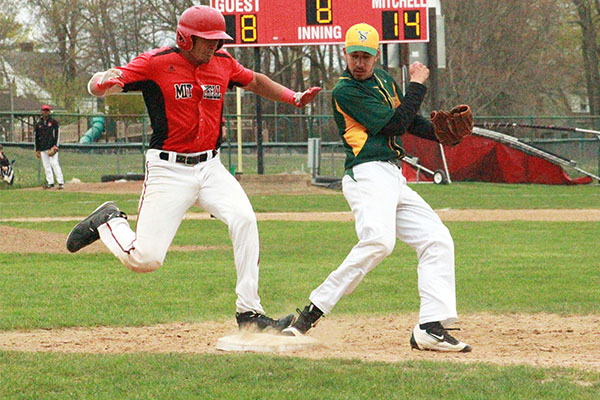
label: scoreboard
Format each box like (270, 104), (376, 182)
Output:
(209, 0), (430, 47)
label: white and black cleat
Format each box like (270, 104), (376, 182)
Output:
(281, 303), (323, 337)
(410, 322), (472, 352)
(281, 326), (304, 337)
(236, 311), (295, 332)
(66, 201), (126, 253)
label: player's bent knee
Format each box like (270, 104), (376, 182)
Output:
(228, 209), (257, 231)
(236, 210), (257, 225)
(380, 239), (396, 257)
(125, 264), (160, 274)
(366, 236), (395, 259)
(123, 259), (162, 273)
(435, 227), (454, 250)
(419, 229), (454, 259)
(119, 252), (164, 273)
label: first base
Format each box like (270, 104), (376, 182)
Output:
(216, 332), (318, 353)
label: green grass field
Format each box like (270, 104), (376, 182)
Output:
(0, 146), (313, 188)
(1, 184), (599, 399)
(1, 182), (599, 218)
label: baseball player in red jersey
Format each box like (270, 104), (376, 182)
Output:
(66, 5), (320, 332)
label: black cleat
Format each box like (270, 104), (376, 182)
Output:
(66, 201), (127, 253)
(236, 311), (295, 332)
(282, 303), (324, 336)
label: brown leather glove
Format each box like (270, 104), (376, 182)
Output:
(431, 104), (474, 146)
(47, 146), (58, 157)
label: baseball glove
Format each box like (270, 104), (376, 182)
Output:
(47, 147), (58, 157)
(430, 104), (474, 146)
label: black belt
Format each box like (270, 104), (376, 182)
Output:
(159, 150), (217, 165)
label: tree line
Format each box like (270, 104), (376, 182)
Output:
(1, 0), (599, 117)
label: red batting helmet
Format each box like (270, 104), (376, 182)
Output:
(176, 6), (232, 51)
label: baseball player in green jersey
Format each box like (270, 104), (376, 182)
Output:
(283, 23), (471, 352)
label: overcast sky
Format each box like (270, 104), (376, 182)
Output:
(17, 6), (39, 41)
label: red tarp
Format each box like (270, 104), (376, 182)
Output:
(400, 134), (592, 185)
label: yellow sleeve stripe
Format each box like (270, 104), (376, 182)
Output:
(335, 99), (368, 156)
(390, 83), (401, 108)
(374, 74), (400, 108)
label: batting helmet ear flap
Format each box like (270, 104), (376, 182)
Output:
(176, 29), (193, 51)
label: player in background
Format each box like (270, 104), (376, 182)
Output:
(0, 144), (10, 173)
(0, 143), (15, 185)
(66, 5), (320, 332)
(34, 105), (64, 189)
(283, 23), (471, 352)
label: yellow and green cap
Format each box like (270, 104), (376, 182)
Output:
(344, 23), (379, 56)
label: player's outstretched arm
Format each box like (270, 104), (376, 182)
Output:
(243, 72), (320, 108)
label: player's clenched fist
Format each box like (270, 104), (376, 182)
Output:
(409, 62), (429, 84)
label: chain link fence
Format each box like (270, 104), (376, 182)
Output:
(1, 100), (599, 188)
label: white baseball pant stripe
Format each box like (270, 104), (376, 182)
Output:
(97, 149), (265, 314)
(309, 161), (458, 327)
(40, 150), (64, 185)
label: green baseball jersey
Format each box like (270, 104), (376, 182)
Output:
(332, 68), (406, 170)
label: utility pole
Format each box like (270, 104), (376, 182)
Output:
(254, 47), (264, 174)
(427, 7), (439, 111)
(9, 78), (15, 141)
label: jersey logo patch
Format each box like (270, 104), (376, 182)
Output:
(174, 83), (193, 99)
(201, 84), (222, 100)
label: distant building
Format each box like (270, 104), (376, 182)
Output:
(0, 48), (54, 113)
(567, 94), (590, 114)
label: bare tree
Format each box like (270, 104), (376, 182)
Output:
(438, 0), (572, 115)
(23, 0), (340, 114)
(571, 0), (600, 114)
(79, 0), (178, 70)
(0, 0), (25, 51)
(29, 0), (87, 108)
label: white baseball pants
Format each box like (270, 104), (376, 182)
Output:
(309, 161), (458, 327)
(40, 150), (64, 185)
(97, 149), (265, 314)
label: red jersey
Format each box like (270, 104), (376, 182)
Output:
(117, 46), (254, 153)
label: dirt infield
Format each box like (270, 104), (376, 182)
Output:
(36, 174), (335, 196)
(0, 314), (598, 371)
(2, 177), (599, 371)
(1, 207), (598, 254)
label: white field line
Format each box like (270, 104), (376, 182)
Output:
(0, 209), (599, 222)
